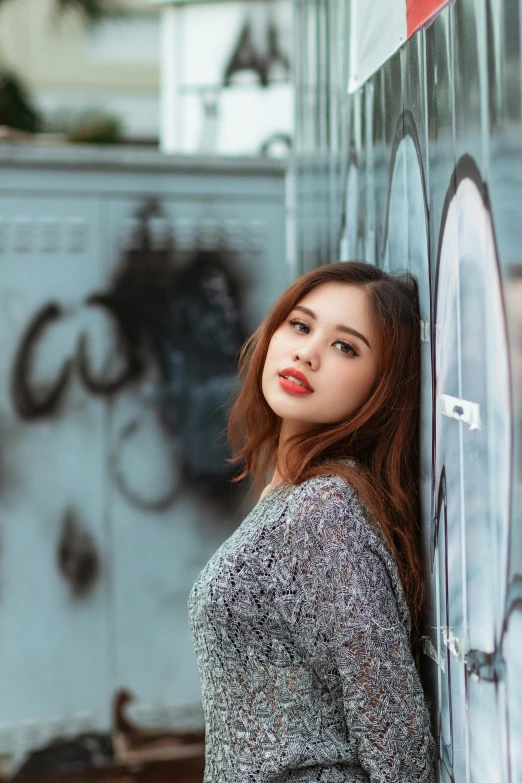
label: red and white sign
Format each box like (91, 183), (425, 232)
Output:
(348, 0), (450, 93)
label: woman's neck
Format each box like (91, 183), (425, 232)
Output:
(265, 422), (296, 491)
(267, 464), (284, 491)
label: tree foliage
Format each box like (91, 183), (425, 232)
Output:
(0, 0), (123, 135)
(0, 70), (40, 132)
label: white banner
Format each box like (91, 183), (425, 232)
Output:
(348, 0), (450, 93)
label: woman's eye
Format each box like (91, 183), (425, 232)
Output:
(335, 340), (358, 357)
(289, 319), (309, 333)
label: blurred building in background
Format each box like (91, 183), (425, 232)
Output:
(0, 0), (293, 155)
(153, 0), (293, 155)
(0, 0), (160, 142)
(0, 146), (290, 778)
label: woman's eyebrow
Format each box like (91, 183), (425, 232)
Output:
(293, 305), (372, 350)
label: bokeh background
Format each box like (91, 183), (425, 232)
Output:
(1, 1), (522, 782)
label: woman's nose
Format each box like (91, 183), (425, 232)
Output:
(292, 347), (318, 370)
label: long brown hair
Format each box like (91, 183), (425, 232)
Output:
(227, 261), (425, 648)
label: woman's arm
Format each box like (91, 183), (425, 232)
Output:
(332, 548), (436, 782)
(268, 477), (437, 783)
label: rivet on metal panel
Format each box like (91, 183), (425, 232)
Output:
(247, 219), (266, 252)
(65, 217), (87, 253)
(39, 217), (61, 252)
(13, 217), (33, 252)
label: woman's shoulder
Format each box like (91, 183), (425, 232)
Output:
(286, 463), (388, 553)
(285, 466), (410, 626)
(289, 459), (360, 507)
(286, 465), (365, 530)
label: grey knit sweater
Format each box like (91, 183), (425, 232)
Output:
(188, 472), (436, 782)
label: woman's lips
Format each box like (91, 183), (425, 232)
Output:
(279, 370), (312, 394)
(279, 376), (313, 395)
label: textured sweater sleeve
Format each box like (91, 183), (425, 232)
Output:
(268, 477), (436, 783)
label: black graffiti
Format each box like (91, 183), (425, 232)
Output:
(10, 302), (74, 420)
(223, 15), (290, 88)
(110, 418), (182, 512)
(9, 198), (249, 502)
(77, 292), (144, 395)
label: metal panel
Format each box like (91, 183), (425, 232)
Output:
(425, 6), (456, 293)
(105, 194), (290, 707)
(453, 0), (488, 168)
(293, 0), (522, 778)
(0, 147), (288, 766)
(0, 196), (111, 741)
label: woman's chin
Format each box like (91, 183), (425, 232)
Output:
(271, 404), (317, 428)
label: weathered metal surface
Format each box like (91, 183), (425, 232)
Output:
(0, 144), (288, 771)
(293, 0), (522, 778)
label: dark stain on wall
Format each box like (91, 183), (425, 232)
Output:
(11, 732), (113, 780)
(57, 508), (100, 597)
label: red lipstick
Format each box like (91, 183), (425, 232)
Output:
(278, 367), (313, 395)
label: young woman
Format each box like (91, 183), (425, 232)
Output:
(188, 262), (436, 782)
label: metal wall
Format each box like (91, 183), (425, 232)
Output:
(293, 0), (522, 780)
(0, 144), (289, 766)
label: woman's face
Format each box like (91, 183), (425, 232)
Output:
(261, 281), (380, 439)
